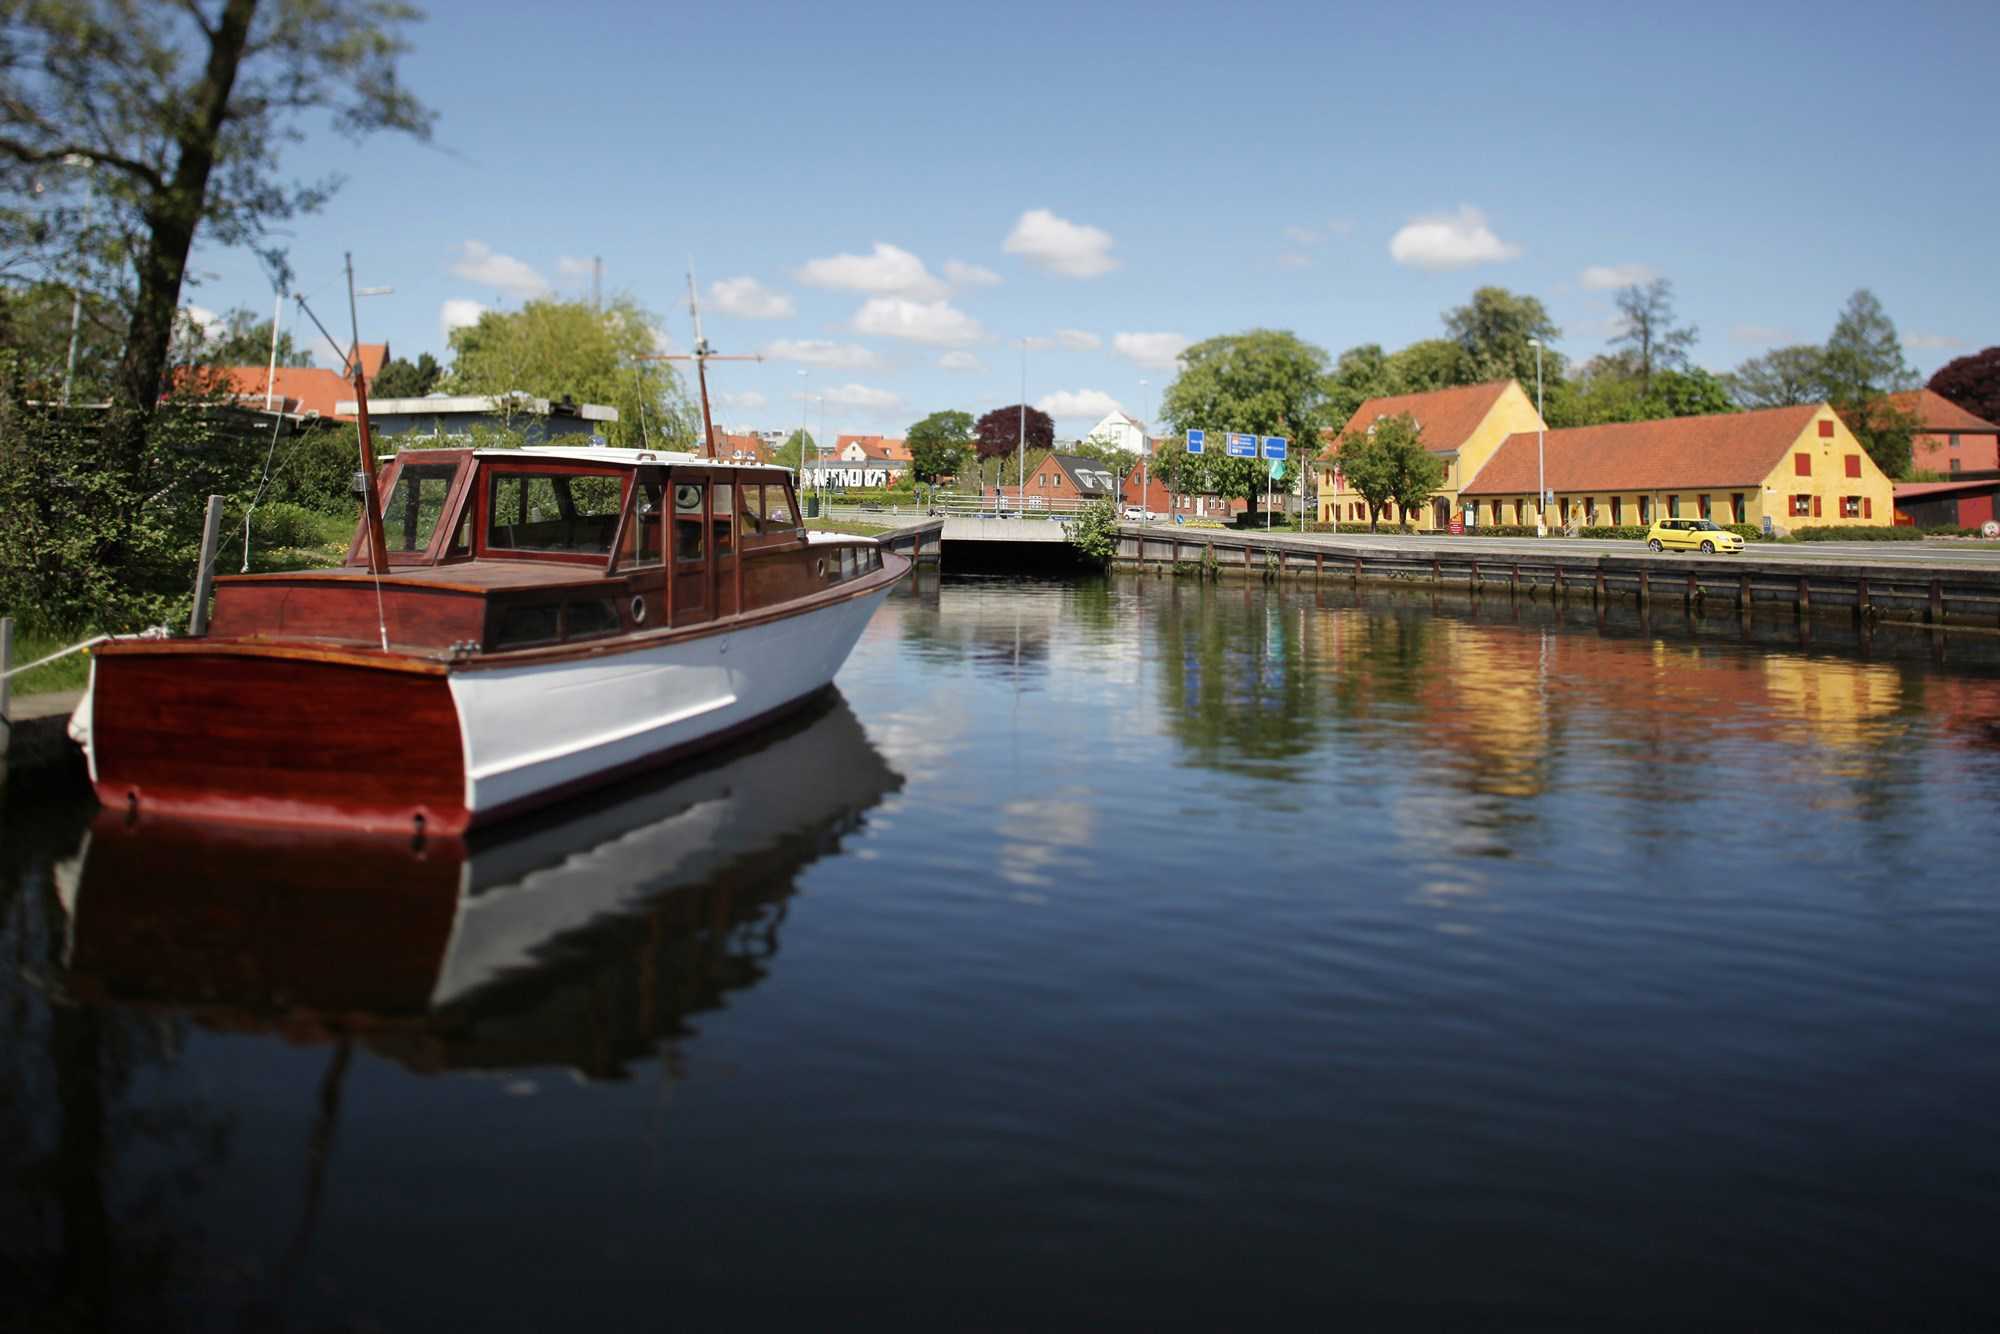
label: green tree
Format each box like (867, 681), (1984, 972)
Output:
(1332, 411), (1444, 531)
(371, 351), (441, 398)
(1386, 337), (1476, 393)
(1641, 367), (1735, 419)
(187, 305), (315, 368)
(905, 408), (973, 483)
(972, 403), (1052, 488)
(1159, 329), (1332, 516)
(1822, 289), (1919, 476)
(1608, 279), (1697, 393)
(0, 1), (433, 418)
(445, 297), (697, 448)
(0, 279), (123, 401)
(1728, 344), (1829, 408)
(1443, 286), (1561, 385)
(1326, 342), (1393, 428)
(780, 428), (816, 472)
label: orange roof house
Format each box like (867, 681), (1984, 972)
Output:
(182, 343), (390, 421)
(1318, 380), (1545, 529)
(834, 434), (912, 465)
(1884, 389), (2000, 476)
(1461, 403), (1894, 531)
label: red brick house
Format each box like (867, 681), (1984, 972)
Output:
(1888, 389), (2000, 476)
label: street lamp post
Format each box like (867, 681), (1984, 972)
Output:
(1528, 337), (1547, 536)
(1138, 377), (1150, 519)
(1017, 339), (1027, 518)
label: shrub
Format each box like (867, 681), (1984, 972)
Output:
(1065, 499), (1120, 563)
(1793, 525), (1923, 542)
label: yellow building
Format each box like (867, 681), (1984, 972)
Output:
(1457, 403), (1896, 533)
(1318, 380), (1545, 530)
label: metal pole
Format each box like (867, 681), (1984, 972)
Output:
(344, 252), (362, 375)
(264, 285), (283, 411)
(1017, 340), (1026, 517)
(62, 288), (83, 407)
(1533, 338), (1546, 536)
(189, 495), (225, 636)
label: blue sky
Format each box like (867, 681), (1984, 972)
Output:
(184, 0), (1997, 442)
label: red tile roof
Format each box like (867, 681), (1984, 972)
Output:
(835, 434), (911, 462)
(1461, 404), (1824, 495)
(716, 431), (774, 462)
(179, 343), (390, 421)
(1327, 380), (1518, 459)
(1893, 479), (2000, 498)
(1886, 389), (1999, 434)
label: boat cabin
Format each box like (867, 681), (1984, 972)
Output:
(207, 447), (888, 654)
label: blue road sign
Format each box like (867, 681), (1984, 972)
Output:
(1226, 432), (1258, 458)
(1186, 428), (1205, 454)
(1262, 435), (1289, 460)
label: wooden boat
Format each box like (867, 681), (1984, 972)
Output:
(70, 328), (907, 835)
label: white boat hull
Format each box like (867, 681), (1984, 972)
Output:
(450, 582), (891, 822)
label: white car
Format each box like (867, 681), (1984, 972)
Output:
(1122, 506), (1156, 521)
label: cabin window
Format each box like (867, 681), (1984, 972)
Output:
(712, 483), (735, 553)
(564, 598), (620, 639)
(628, 473), (664, 567)
(673, 481), (706, 561)
(494, 603), (560, 649)
(763, 484), (800, 534)
(378, 462), (457, 553)
(487, 471), (624, 553)
(739, 481), (766, 537)
(448, 507), (473, 559)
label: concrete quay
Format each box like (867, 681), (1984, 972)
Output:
(1113, 525), (2000, 630)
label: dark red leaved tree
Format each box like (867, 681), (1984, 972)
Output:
(1928, 347), (2000, 426)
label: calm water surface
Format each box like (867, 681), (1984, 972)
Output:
(5, 573), (2000, 1330)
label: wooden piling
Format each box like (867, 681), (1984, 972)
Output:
(189, 493), (225, 637)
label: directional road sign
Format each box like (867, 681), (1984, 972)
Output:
(1261, 435), (1289, 460)
(1226, 432), (1258, 458)
(1186, 428), (1205, 454)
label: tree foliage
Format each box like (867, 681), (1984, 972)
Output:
(1443, 286), (1561, 386)
(1822, 288), (1919, 477)
(188, 306), (315, 368)
(905, 408), (972, 483)
(974, 403), (1052, 459)
(445, 297), (697, 448)
(1608, 279), (1697, 391)
(1158, 329), (1331, 510)
(1727, 344), (1829, 408)
(0, 279), (124, 401)
(371, 351), (441, 398)
(0, 0), (434, 415)
(1332, 412), (1445, 531)
(1927, 346), (2000, 426)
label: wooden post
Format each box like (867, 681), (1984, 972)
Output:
(1639, 567), (1649, 604)
(1595, 568), (1607, 603)
(1856, 573), (1870, 620)
(1510, 562), (1520, 596)
(1469, 558), (1479, 590)
(1798, 575), (1810, 616)
(189, 493), (225, 636)
(1315, 551), (1324, 579)
(1739, 572), (1751, 612)
(1930, 577), (1944, 624)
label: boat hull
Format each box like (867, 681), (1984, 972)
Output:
(82, 580), (895, 835)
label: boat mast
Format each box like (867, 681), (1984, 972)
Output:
(637, 261), (762, 460)
(344, 253), (390, 578)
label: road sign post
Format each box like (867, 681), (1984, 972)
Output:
(1186, 428), (1205, 454)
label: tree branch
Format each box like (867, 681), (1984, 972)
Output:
(0, 136), (167, 193)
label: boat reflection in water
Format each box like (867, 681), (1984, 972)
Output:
(53, 689), (900, 1077)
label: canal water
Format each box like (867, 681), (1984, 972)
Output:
(5, 573), (2000, 1329)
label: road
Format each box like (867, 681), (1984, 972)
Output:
(1131, 525), (2000, 569)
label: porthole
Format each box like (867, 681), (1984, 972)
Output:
(815, 557), (828, 578)
(630, 595), (647, 623)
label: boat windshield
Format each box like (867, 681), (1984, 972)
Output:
(486, 468), (627, 555)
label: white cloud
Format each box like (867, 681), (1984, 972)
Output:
(440, 298), (486, 339)
(1388, 206), (1522, 271)
(1112, 331), (1190, 370)
(764, 338), (880, 368)
(1283, 224), (1320, 246)
(714, 389), (768, 411)
(1579, 262), (1659, 291)
(851, 297), (984, 346)
(646, 324), (676, 355)
(1003, 208), (1118, 278)
(1055, 328), (1101, 351)
(1037, 388), (1124, 421)
(820, 382), (903, 411)
(1728, 324), (1793, 347)
(450, 240), (548, 298)
(556, 255), (594, 279)
(709, 276), (795, 319)
(938, 350), (984, 372)
(944, 258), (1002, 288)
(796, 242), (946, 299)
(179, 304), (219, 336)
(1278, 251), (1312, 270)
(1906, 332), (1966, 351)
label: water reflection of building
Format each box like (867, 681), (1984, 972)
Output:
(53, 694), (902, 1078)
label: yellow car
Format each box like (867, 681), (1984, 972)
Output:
(1646, 517), (1744, 554)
